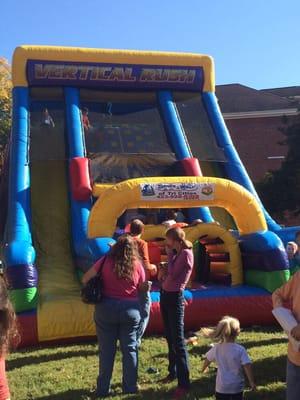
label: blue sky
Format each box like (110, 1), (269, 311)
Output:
(1, 0), (299, 89)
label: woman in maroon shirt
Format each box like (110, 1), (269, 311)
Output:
(83, 235), (145, 397)
(159, 227), (194, 399)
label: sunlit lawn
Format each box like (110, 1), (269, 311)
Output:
(7, 327), (287, 399)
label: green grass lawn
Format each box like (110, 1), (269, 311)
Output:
(7, 328), (287, 400)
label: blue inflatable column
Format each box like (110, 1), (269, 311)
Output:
(5, 87), (38, 312)
(202, 92), (281, 232)
(158, 90), (213, 223)
(64, 88), (113, 268)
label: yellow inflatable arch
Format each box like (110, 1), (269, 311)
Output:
(88, 176), (267, 238)
(141, 223), (243, 285)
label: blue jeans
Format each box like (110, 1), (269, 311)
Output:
(160, 290), (190, 389)
(94, 298), (141, 396)
(137, 291), (151, 345)
(287, 359), (300, 400)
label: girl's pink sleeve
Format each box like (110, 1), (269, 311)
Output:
(168, 250), (193, 280)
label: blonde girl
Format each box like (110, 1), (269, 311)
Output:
(159, 227), (194, 399)
(201, 316), (256, 400)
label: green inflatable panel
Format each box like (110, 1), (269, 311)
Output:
(10, 287), (38, 313)
(245, 269), (290, 293)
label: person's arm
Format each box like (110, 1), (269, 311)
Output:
(272, 273), (297, 308)
(82, 265), (98, 285)
(167, 250), (193, 281)
(201, 357), (211, 373)
(137, 262), (146, 285)
(82, 257), (104, 285)
(50, 116), (55, 128)
(243, 363), (256, 391)
(166, 245), (174, 264)
(202, 346), (216, 373)
(140, 241), (151, 269)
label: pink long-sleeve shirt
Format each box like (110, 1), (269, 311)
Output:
(162, 248), (194, 292)
(94, 256), (145, 300)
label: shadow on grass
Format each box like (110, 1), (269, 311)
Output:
(29, 354), (288, 400)
(239, 337), (287, 349)
(7, 348), (99, 371)
(254, 354), (286, 386)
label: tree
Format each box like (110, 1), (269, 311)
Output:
(0, 57), (11, 175)
(257, 114), (300, 219)
(0, 57), (12, 161)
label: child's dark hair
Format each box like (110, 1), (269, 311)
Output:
(0, 276), (19, 355)
(166, 209), (177, 220)
(130, 219), (144, 236)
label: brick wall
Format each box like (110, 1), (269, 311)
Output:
(226, 116), (296, 183)
(226, 115), (300, 226)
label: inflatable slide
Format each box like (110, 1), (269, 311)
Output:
(3, 45), (298, 346)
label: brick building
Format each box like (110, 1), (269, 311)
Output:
(216, 84), (300, 183)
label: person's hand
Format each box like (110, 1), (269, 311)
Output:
(159, 262), (168, 270)
(291, 324), (300, 340)
(149, 265), (157, 278)
(158, 264), (168, 282)
(165, 244), (172, 254)
(138, 281), (152, 293)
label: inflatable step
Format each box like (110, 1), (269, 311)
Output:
(200, 237), (224, 245)
(205, 243), (227, 253)
(209, 252), (230, 262)
(210, 261), (230, 273)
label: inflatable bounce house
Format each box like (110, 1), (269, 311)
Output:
(2, 45), (299, 346)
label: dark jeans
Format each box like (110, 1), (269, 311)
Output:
(287, 358), (300, 400)
(94, 298), (140, 396)
(216, 393), (243, 400)
(137, 290), (151, 346)
(160, 290), (190, 389)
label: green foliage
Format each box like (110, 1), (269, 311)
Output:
(0, 96), (11, 149)
(257, 115), (300, 217)
(0, 57), (11, 165)
(7, 329), (287, 399)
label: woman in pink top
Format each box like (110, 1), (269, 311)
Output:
(83, 235), (145, 397)
(159, 227), (194, 400)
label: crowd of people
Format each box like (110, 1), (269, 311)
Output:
(0, 222), (300, 399)
(82, 221), (299, 400)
